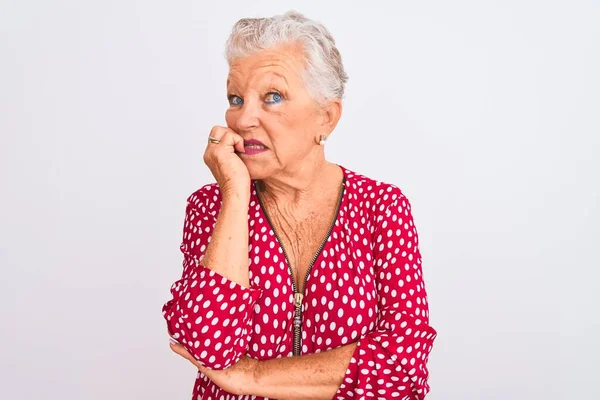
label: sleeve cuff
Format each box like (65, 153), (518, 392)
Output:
(166, 263), (262, 369)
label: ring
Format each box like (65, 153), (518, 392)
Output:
(208, 136), (220, 145)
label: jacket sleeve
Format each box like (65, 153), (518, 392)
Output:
(333, 189), (437, 399)
(162, 190), (262, 370)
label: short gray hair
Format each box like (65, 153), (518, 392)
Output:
(225, 10), (348, 102)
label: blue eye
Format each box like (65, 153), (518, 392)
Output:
(265, 92), (283, 104)
(228, 95), (243, 106)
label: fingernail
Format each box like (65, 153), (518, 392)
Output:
(169, 338), (179, 345)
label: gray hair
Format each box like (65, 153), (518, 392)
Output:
(224, 10), (348, 102)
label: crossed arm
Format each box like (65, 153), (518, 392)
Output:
(170, 338), (357, 399)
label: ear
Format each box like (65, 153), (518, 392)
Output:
(319, 98), (342, 134)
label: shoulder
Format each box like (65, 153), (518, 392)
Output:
(342, 167), (420, 248)
(342, 166), (410, 214)
(185, 183), (222, 218)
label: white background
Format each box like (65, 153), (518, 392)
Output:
(1, 1), (598, 399)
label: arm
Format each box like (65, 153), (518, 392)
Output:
(162, 189), (261, 370)
(331, 189), (437, 399)
(201, 191), (251, 288)
(248, 342), (358, 400)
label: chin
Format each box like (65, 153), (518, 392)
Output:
(244, 163), (272, 181)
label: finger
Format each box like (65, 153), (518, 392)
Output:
(208, 126), (230, 142)
(207, 130), (244, 153)
(169, 342), (190, 358)
(220, 131), (245, 153)
(169, 342), (206, 371)
(169, 341), (181, 353)
(197, 363), (208, 374)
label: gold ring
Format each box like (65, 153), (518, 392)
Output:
(208, 136), (220, 144)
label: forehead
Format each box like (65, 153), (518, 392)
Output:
(227, 45), (305, 88)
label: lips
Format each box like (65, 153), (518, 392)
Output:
(244, 139), (268, 150)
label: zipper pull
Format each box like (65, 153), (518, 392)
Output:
(294, 292), (304, 308)
(293, 292), (304, 328)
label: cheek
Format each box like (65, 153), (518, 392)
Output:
(269, 121), (315, 158)
(270, 105), (312, 134)
(224, 110), (237, 128)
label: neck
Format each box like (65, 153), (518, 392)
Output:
(257, 159), (342, 206)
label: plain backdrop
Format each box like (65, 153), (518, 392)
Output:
(1, 1), (598, 399)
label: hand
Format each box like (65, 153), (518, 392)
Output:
(203, 126), (250, 200)
(169, 340), (258, 396)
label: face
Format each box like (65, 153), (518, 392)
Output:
(225, 44), (339, 180)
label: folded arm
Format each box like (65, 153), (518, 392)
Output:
(249, 342), (358, 400)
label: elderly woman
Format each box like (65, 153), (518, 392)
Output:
(163, 11), (436, 400)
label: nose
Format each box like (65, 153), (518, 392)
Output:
(235, 100), (260, 133)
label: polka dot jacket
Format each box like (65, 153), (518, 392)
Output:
(162, 166), (437, 399)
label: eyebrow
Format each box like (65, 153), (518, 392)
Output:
(226, 71), (289, 90)
(266, 71), (289, 86)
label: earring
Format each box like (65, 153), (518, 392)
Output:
(318, 135), (327, 146)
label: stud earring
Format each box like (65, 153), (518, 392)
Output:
(319, 135), (327, 146)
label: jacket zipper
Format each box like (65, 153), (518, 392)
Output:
(255, 177), (346, 356)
